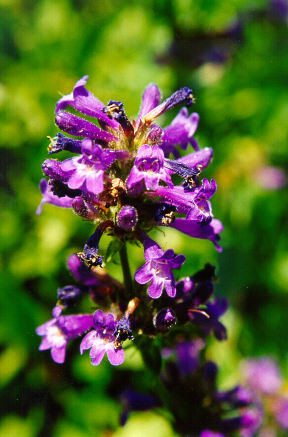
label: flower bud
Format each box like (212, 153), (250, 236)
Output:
(153, 308), (176, 331)
(117, 206), (138, 230)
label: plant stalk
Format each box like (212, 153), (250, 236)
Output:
(120, 243), (133, 298)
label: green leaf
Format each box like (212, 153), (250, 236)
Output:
(105, 239), (124, 264)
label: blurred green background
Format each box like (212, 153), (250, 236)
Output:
(1, 0), (288, 435)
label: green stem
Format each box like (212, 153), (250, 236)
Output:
(120, 243), (133, 298)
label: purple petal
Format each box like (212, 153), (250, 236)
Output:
(135, 263), (154, 284)
(39, 336), (52, 350)
(91, 349), (106, 366)
(80, 331), (97, 354)
(107, 345), (125, 366)
(178, 147), (213, 169)
(55, 111), (116, 142)
(67, 171), (86, 190)
(164, 279), (176, 298)
(171, 218), (223, 252)
(93, 309), (104, 325)
(90, 339), (107, 358)
(51, 345), (66, 364)
(136, 83), (161, 127)
(36, 319), (54, 335)
(55, 76), (119, 128)
(142, 235), (164, 262)
(143, 87), (195, 123)
(85, 170), (104, 194)
(148, 277), (164, 299)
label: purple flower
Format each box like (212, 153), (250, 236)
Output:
(141, 87), (195, 124)
(188, 297), (228, 340)
(55, 75), (119, 129)
(239, 408), (263, 437)
(161, 108), (200, 157)
(126, 144), (172, 193)
(255, 166), (286, 190)
(80, 310), (125, 366)
(36, 179), (74, 215)
(36, 314), (93, 363)
(135, 235), (185, 298)
(152, 179), (217, 223)
(60, 140), (122, 194)
(171, 218), (223, 252)
(136, 83), (161, 128)
(243, 358), (282, 395)
(275, 397), (288, 429)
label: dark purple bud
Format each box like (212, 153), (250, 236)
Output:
(143, 87), (195, 123)
(154, 203), (176, 226)
(114, 316), (134, 349)
(103, 100), (134, 135)
(117, 206), (138, 230)
(153, 308), (176, 331)
(57, 285), (84, 303)
(120, 389), (161, 426)
(72, 197), (98, 220)
(203, 361), (218, 383)
(48, 133), (82, 155)
(193, 263), (216, 282)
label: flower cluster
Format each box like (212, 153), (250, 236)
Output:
(120, 340), (261, 436)
(36, 78), (243, 432)
(240, 358), (288, 435)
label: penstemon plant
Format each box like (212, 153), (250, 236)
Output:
(36, 77), (261, 436)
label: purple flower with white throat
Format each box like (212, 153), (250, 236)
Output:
(36, 314), (93, 364)
(126, 144), (172, 194)
(80, 309), (125, 366)
(135, 234), (185, 298)
(60, 140), (122, 194)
